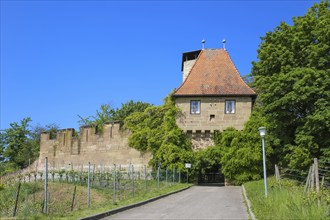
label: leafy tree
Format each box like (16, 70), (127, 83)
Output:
(125, 95), (192, 170)
(112, 100), (152, 121)
(78, 104), (115, 131)
(218, 108), (276, 185)
(213, 130), (222, 146)
(28, 123), (59, 161)
(0, 118), (58, 175)
(0, 118), (35, 170)
(251, 1), (330, 170)
(78, 100), (151, 133)
(195, 146), (222, 173)
(30, 123), (59, 143)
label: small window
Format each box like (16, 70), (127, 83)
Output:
(190, 100), (201, 114)
(225, 100), (236, 114)
(210, 114), (215, 121)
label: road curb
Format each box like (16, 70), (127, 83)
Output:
(79, 185), (192, 220)
(241, 185), (256, 220)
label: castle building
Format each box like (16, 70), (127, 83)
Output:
(173, 49), (256, 149)
(36, 47), (256, 170)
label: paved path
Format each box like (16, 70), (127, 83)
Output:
(104, 186), (248, 220)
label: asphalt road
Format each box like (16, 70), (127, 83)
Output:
(104, 186), (249, 220)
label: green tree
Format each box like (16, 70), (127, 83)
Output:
(78, 104), (115, 131)
(251, 1), (330, 170)
(0, 119), (58, 175)
(112, 100), (152, 121)
(195, 146), (222, 174)
(78, 100), (151, 133)
(30, 123), (59, 143)
(218, 109), (276, 184)
(28, 123), (59, 160)
(1, 118), (35, 170)
(124, 95), (192, 170)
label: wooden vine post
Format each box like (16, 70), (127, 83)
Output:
(314, 158), (320, 207)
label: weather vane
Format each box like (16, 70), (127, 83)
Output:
(222, 39), (226, 50)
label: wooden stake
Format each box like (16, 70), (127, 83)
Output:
(71, 185), (77, 211)
(304, 166), (312, 193)
(314, 158), (320, 207)
(13, 182), (21, 217)
(310, 164), (315, 191)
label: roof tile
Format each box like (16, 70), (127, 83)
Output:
(174, 49), (256, 96)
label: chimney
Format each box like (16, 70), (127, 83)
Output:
(181, 50), (201, 82)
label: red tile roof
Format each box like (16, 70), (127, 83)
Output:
(173, 49), (256, 97)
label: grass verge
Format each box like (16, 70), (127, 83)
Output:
(0, 181), (191, 220)
(244, 177), (330, 219)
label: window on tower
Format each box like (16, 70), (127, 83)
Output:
(190, 100), (201, 114)
(225, 100), (236, 114)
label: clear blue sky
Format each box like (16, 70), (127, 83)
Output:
(1, 0), (319, 130)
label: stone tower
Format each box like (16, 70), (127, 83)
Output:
(173, 48), (257, 149)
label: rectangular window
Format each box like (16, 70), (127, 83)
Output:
(225, 100), (236, 114)
(190, 100), (201, 114)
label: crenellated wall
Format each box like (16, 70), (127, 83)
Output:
(38, 122), (151, 170)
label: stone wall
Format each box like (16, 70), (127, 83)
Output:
(175, 96), (253, 149)
(36, 96), (253, 168)
(37, 122), (151, 170)
(183, 59), (197, 82)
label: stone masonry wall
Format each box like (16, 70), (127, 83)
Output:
(175, 96), (253, 149)
(36, 97), (252, 168)
(183, 60), (197, 82)
(37, 122), (151, 170)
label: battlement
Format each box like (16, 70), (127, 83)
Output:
(38, 122), (150, 169)
(41, 122), (124, 143)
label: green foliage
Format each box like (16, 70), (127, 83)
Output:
(30, 123), (59, 143)
(194, 146), (222, 173)
(213, 130), (222, 146)
(78, 104), (115, 132)
(218, 109), (276, 184)
(0, 118), (35, 170)
(78, 100), (151, 133)
(0, 118), (58, 175)
(125, 95), (192, 170)
(216, 1), (329, 183)
(251, 1), (330, 170)
(112, 100), (152, 121)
